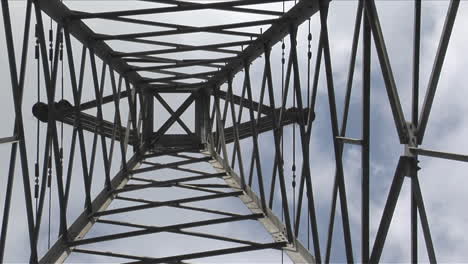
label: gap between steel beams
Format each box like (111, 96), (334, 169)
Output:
(113, 40), (250, 57)
(126, 242), (287, 264)
(39, 151), (143, 263)
(205, 0), (322, 94)
(37, 0), (149, 91)
(131, 156), (211, 174)
(113, 172), (227, 194)
(103, 16), (259, 38)
(71, 0), (294, 19)
(131, 57), (234, 72)
(143, 0), (284, 16)
(206, 148), (315, 263)
(93, 191), (242, 217)
(94, 19), (278, 40)
(69, 213), (263, 246)
(115, 196), (242, 217)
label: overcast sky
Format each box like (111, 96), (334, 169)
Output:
(1, 0), (468, 263)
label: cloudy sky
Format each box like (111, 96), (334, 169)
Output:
(1, 0), (468, 263)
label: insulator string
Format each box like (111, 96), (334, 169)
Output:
(47, 19), (53, 251)
(48, 20), (53, 64)
(281, 2), (285, 263)
(34, 23), (40, 217)
(60, 27), (64, 177)
(291, 19), (299, 229)
(292, 75), (296, 232)
(47, 148), (52, 249)
(307, 19), (312, 110)
(307, 18), (312, 251)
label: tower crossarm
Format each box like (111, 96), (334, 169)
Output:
(219, 107), (311, 144)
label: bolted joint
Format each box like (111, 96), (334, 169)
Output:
(402, 156), (420, 178)
(403, 122), (418, 157)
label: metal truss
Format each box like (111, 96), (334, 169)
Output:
(0, 0), (465, 263)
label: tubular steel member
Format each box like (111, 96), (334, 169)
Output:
(32, 100), (138, 145)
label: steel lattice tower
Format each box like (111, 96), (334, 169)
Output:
(0, 0), (465, 263)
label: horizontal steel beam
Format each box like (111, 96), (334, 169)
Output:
(219, 107), (309, 144)
(97, 218), (261, 246)
(69, 213), (263, 246)
(114, 40), (249, 57)
(71, 0), (293, 19)
(126, 241), (287, 264)
(39, 151), (143, 263)
(78, 90), (130, 111)
(149, 83), (206, 93)
(217, 89), (274, 116)
(104, 16), (258, 38)
(409, 147), (468, 163)
(37, 0), (147, 90)
(95, 19), (278, 40)
(72, 248), (151, 262)
(139, 0), (284, 16)
(131, 156), (211, 174)
(115, 197), (241, 217)
(60, 111), (137, 145)
(113, 172), (227, 194)
(0, 136), (19, 145)
(336, 136), (363, 146)
(94, 191), (242, 217)
(206, 147), (315, 263)
(132, 57), (232, 72)
(204, 0), (322, 93)
(144, 70), (219, 83)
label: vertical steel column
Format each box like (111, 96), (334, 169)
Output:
(362, 4), (371, 263)
(39, 151), (143, 263)
(411, 1), (421, 262)
(363, 0), (408, 143)
(195, 89), (211, 144)
(208, 149), (315, 264)
(225, 77), (247, 188)
(369, 157), (409, 263)
(33, 3), (69, 239)
(63, 34), (93, 213)
(213, 86), (230, 169)
(243, 64), (267, 210)
(230, 79), (247, 168)
(143, 89), (154, 144)
(125, 79), (141, 153)
(317, 0), (354, 261)
(0, 0), (36, 261)
(417, 0), (459, 143)
(109, 68), (128, 172)
(263, 46), (294, 244)
(287, 26), (322, 263)
(89, 51), (112, 189)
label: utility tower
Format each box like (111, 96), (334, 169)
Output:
(0, 0), (465, 263)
